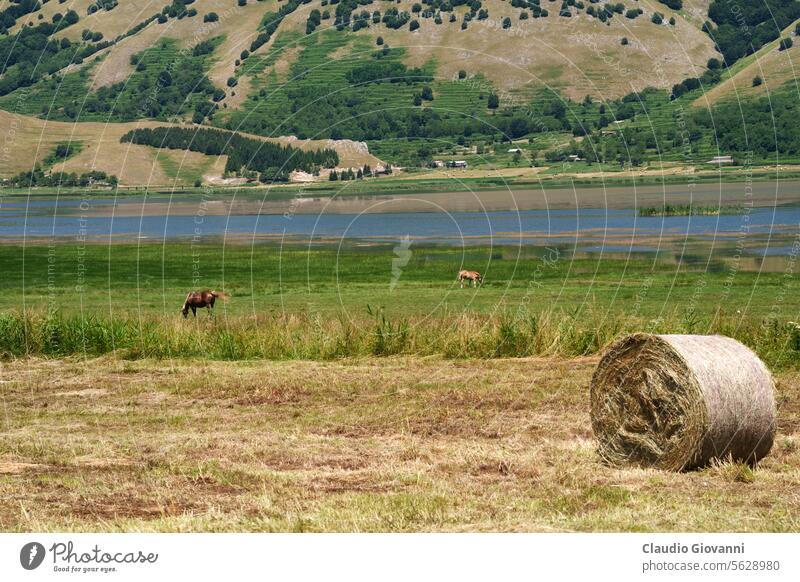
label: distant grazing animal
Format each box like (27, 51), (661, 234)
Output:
(458, 270), (483, 288)
(181, 290), (226, 317)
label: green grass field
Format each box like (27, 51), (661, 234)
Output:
(2, 242), (800, 367)
(4, 241), (798, 314)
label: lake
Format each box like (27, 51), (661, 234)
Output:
(2, 182), (799, 255)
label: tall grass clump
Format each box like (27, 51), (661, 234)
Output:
(1, 309), (799, 368)
(638, 204), (746, 217)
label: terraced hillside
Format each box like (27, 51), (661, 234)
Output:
(1, 0), (798, 185)
(3, 1), (718, 97)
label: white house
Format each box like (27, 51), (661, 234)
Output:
(707, 155), (734, 165)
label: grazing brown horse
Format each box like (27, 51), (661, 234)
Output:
(181, 290), (226, 318)
(458, 270), (483, 288)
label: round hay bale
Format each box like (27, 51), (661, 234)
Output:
(590, 334), (776, 471)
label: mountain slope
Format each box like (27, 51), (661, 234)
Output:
(4, 0), (795, 186)
(4, 1), (720, 99)
(0, 108), (380, 185)
(693, 17), (800, 108)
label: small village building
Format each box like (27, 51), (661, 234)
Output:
(707, 155), (734, 165)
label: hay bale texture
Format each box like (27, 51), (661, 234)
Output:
(590, 334), (776, 471)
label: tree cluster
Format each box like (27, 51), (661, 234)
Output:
(120, 127), (340, 177)
(706, 0), (800, 64)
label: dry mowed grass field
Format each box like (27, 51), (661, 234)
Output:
(1, 355), (798, 532)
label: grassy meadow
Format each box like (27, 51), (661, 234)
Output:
(3, 241), (800, 364)
(2, 241), (800, 532)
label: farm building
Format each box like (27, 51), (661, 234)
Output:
(707, 155), (734, 165)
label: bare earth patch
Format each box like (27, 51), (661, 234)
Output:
(0, 356), (797, 532)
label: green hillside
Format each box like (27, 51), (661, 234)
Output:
(1, 0), (798, 185)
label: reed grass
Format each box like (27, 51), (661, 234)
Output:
(638, 204), (747, 216)
(2, 309), (798, 368)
